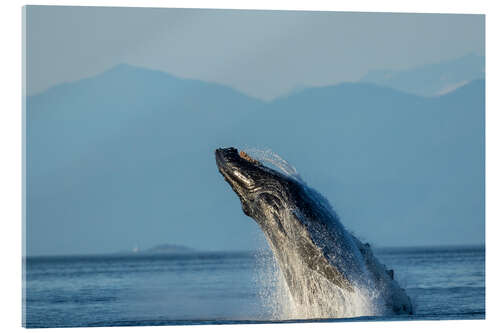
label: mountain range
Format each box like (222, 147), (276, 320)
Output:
(26, 62), (485, 256)
(359, 53), (484, 96)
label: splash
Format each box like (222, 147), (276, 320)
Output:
(243, 148), (303, 182)
(254, 237), (384, 320)
(248, 148), (387, 320)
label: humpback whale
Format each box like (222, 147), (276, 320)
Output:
(215, 147), (413, 318)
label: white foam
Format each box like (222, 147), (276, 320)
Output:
(243, 148), (303, 182)
(254, 244), (384, 320)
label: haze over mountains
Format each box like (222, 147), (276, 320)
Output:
(359, 53), (484, 96)
(26, 58), (485, 256)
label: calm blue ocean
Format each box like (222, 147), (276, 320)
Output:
(23, 246), (485, 328)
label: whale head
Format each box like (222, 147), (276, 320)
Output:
(215, 147), (303, 222)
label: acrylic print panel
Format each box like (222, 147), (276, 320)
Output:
(23, 5), (485, 328)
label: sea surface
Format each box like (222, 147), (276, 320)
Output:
(23, 246), (485, 328)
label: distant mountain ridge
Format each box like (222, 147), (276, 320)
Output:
(26, 63), (484, 256)
(359, 53), (484, 96)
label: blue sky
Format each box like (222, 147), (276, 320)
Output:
(26, 6), (484, 99)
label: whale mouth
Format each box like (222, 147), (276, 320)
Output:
(215, 147), (239, 171)
(215, 148), (260, 190)
(215, 148), (242, 183)
(216, 147), (264, 216)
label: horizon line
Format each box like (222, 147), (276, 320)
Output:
(24, 243), (486, 258)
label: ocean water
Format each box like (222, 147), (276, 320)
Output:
(23, 246), (485, 328)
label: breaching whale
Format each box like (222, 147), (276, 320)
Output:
(215, 147), (413, 318)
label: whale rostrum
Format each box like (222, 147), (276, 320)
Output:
(215, 147), (413, 317)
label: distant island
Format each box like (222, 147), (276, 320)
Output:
(123, 243), (196, 255)
(144, 243), (195, 254)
